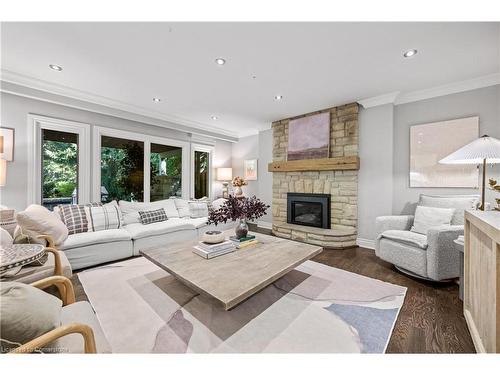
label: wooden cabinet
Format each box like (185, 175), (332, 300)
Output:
(464, 210), (500, 353)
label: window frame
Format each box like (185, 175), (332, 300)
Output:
(190, 143), (214, 200)
(92, 127), (190, 203)
(27, 114), (90, 206)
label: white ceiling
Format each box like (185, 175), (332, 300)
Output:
(1, 22), (499, 138)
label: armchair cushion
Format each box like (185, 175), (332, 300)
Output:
(55, 301), (111, 353)
(0, 282), (62, 352)
(418, 194), (479, 225)
(410, 206), (454, 235)
(378, 230), (428, 250)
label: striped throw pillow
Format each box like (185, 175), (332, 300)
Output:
(138, 208), (168, 225)
(86, 204), (121, 232)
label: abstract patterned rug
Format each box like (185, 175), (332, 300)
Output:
(78, 257), (406, 353)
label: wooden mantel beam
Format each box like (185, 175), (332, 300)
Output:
(268, 156), (360, 172)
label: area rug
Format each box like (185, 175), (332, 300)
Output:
(78, 257), (406, 353)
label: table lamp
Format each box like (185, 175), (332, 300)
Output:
(439, 135), (500, 210)
(217, 168), (233, 198)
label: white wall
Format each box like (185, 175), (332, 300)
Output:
(231, 135), (260, 198)
(357, 104), (394, 241)
(393, 85), (500, 215)
(0, 92), (233, 211)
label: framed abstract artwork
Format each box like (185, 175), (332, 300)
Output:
(0, 127), (15, 161)
(244, 159), (258, 180)
(287, 112), (330, 161)
(409, 116), (479, 188)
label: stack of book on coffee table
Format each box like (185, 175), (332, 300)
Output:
(229, 234), (258, 249)
(193, 240), (235, 259)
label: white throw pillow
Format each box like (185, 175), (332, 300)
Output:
(119, 199), (179, 225)
(16, 205), (68, 246)
(189, 201), (209, 218)
(0, 227), (13, 248)
(211, 198), (227, 211)
(410, 206), (455, 235)
(173, 199), (191, 218)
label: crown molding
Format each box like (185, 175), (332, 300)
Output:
(395, 73), (500, 105)
(0, 69), (240, 142)
(357, 73), (500, 109)
(357, 91), (400, 108)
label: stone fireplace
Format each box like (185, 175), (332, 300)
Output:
(269, 102), (359, 248)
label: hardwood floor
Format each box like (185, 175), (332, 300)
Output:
(313, 247), (475, 353)
(71, 228), (475, 353)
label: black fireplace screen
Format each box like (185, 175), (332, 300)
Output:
(287, 193), (331, 229)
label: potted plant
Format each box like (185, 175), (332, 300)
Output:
(488, 179), (500, 211)
(231, 176), (248, 198)
(207, 195), (270, 238)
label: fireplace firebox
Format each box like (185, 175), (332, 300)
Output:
(287, 193), (331, 229)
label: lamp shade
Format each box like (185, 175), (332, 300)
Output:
(216, 167), (233, 181)
(439, 135), (500, 165)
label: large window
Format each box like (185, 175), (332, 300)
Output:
(100, 136), (144, 202)
(41, 129), (79, 209)
(150, 143), (182, 201)
(193, 150), (210, 199)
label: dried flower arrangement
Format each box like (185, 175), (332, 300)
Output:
(232, 176), (248, 187)
(488, 179), (500, 211)
(207, 195), (270, 226)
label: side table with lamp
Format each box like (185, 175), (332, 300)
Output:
(440, 134), (500, 352)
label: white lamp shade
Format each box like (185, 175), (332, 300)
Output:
(0, 159), (6, 187)
(216, 167), (233, 181)
(439, 135), (500, 165)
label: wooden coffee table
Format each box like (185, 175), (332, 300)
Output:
(140, 230), (322, 310)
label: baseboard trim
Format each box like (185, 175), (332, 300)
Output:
(257, 220), (273, 230)
(356, 237), (375, 250)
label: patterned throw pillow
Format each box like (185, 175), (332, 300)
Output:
(86, 204), (121, 232)
(138, 208), (168, 225)
(57, 203), (102, 235)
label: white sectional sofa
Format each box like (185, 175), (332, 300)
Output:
(58, 198), (233, 270)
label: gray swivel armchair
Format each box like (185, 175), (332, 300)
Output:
(375, 194), (479, 281)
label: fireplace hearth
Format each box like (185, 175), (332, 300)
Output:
(287, 193), (331, 229)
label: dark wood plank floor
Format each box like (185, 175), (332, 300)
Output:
(71, 226), (475, 354)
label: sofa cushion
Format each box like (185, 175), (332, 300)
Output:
(16, 204), (68, 246)
(0, 282), (62, 352)
(189, 201), (209, 218)
(418, 194), (479, 225)
(411, 206), (455, 235)
(124, 219), (195, 240)
(378, 230), (428, 250)
(59, 229), (132, 250)
(173, 199), (191, 218)
(188, 217), (209, 229)
(119, 199), (179, 225)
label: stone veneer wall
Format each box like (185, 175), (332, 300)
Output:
(272, 102), (359, 233)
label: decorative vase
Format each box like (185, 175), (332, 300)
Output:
(235, 218), (249, 239)
(234, 186), (243, 197)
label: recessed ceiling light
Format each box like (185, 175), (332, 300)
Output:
(152, 97), (161, 103)
(49, 64), (63, 71)
(215, 58), (226, 65)
(211, 116), (218, 120)
(403, 49), (417, 58)
(274, 95), (283, 101)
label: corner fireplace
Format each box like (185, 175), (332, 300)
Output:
(287, 193), (331, 229)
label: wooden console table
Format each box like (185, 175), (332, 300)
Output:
(464, 210), (500, 353)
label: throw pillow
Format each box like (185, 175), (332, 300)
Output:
(174, 199), (191, 218)
(86, 203), (122, 232)
(410, 206), (455, 235)
(418, 194), (479, 226)
(0, 227), (13, 248)
(58, 204), (91, 235)
(138, 208), (168, 225)
(189, 201), (209, 218)
(16, 205), (68, 246)
(0, 282), (62, 352)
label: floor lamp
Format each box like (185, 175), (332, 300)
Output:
(439, 135), (500, 211)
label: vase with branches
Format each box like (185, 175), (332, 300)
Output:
(488, 179), (500, 211)
(207, 195), (270, 238)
